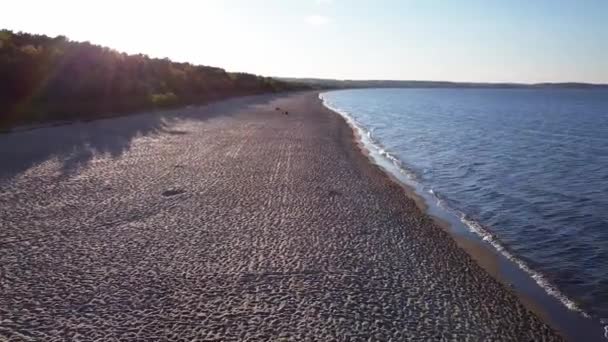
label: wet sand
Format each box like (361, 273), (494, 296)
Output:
(0, 92), (562, 340)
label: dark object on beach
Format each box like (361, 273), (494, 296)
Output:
(275, 107), (280, 111)
(284, 111), (289, 115)
(162, 189), (186, 197)
(328, 189), (341, 197)
(165, 130), (188, 135)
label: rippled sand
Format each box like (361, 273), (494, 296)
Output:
(0, 92), (562, 341)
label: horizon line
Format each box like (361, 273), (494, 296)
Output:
(275, 76), (608, 87)
(3, 28), (606, 87)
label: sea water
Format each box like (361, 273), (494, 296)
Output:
(321, 88), (608, 318)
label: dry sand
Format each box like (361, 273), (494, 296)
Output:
(0, 92), (562, 340)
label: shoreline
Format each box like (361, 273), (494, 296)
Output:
(318, 91), (604, 341)
(0, 92), (574, 340)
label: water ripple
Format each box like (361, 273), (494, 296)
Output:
(323, 88), (608, 318)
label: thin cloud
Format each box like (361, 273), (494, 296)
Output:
(305, 15), (330, 26)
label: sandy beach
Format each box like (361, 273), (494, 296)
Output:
(0, 92), (562, 340)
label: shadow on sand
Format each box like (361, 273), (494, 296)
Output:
(0, 93), (284, 183)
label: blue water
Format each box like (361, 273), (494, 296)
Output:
(322, 88), (608, 318)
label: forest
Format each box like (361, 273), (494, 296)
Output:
(0, 30), (305, 129)
(280, 77), (608, 89)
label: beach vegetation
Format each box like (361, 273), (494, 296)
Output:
(0, 29), (304, 128)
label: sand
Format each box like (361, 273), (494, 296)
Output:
(0, 92), (562, 340)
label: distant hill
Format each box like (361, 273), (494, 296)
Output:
(279, 77), (608, 90)
(0, 30), (307, 129)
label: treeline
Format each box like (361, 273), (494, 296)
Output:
(0, 30), (305, 128)
(280, 77), (608, 89)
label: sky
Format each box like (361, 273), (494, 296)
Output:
(2, 0), (607, 83)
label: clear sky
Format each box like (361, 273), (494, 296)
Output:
(2, 0), (607, 83)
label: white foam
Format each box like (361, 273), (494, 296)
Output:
(319, 92), (589, 318)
